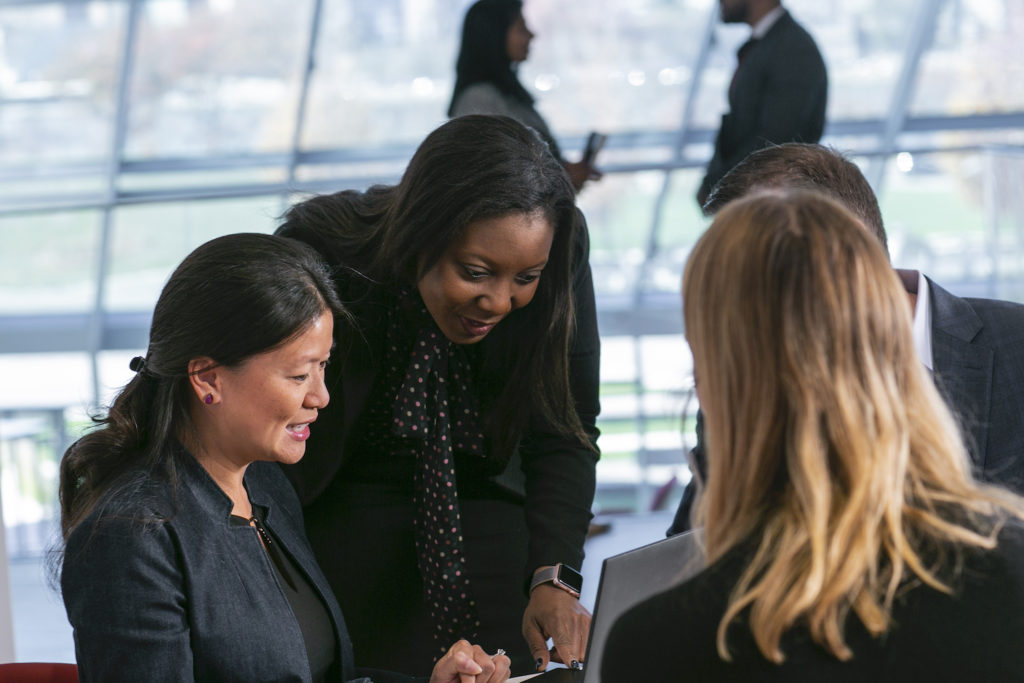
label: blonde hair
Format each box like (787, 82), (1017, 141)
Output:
(683, 189), (1024, 663)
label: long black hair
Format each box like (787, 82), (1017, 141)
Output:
(58, 233), (345, 539)
(278, 114), (588, 458)
(447, 0), (533, 117)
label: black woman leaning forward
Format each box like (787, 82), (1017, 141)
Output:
(277, 115), (600, 676)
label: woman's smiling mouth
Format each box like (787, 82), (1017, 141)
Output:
(286, 419), (315, 440)
(459, 315), (497, 338)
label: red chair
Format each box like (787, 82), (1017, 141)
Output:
(0, 662), (78, 682)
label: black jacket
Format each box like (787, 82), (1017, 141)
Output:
(698, 10), (828, 204)
(604, 521), (1024, 682)
(62, 452), (420, 682)
(281, 224), (601, 576)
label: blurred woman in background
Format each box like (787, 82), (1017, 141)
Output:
(602, 190), (1024, 681)
(448, 0), (600, 192)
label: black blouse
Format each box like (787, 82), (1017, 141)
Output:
(343, 289), (505, 500)
(231, 509), (337, 682)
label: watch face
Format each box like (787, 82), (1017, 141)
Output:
(556, 564), (583, 593)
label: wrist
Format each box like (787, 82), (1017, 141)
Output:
(530, 563), (582, 598)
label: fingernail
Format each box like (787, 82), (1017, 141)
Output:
(536, 658), (544, 670)
(570, 660), (583, 671)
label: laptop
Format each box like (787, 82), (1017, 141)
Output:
(523, 529), (705, 683)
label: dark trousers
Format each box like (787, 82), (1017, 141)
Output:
(305, 482), (533, 677)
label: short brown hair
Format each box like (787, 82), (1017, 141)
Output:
(703, 143), (888, 255)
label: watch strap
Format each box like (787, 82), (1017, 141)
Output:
(530, 566), (558, 592)
(530, 563), (582, 598)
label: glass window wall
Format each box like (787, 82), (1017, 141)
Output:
(3, 0), (1024, 663)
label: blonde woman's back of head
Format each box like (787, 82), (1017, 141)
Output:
(682, 189), (1024, 664)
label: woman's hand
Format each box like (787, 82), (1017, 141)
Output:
(429, 640), (511, 683)
(522, 584), (591, 671)
(564, 161), (603, 192)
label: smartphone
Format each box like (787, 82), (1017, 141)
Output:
(581, 132), (607, 167)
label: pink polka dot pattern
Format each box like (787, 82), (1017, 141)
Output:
(390, 311), (485, 656)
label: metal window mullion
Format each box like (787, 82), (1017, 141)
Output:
(88, 0), (142, 407)
(634, 4), (717, 306)
(284, 0), (325, 208)
(865, 0), (947, 193)
(627, 4), (717, 510)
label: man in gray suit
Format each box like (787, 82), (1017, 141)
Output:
(671, 142), (1024, 534)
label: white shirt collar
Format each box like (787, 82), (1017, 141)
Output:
(909, 270), (933, 371)
(751, 6), (786, 39)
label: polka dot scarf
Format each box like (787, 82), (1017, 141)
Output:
(388, 290), (484, 656)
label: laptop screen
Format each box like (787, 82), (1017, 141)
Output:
(527, 529), (704, 683)
(584, 529), (704, 681)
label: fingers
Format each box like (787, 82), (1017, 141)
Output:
(552, 602), (589, 670)
(488, 649), (511, 682)
(564, 160), (590, 192)
(522, 585), (592, 672)
(522, 615), (551, 672)
(455, 650), (482, 683)
(430, 640), (510, 683)
(430, 640), (480, 683)
(550, 630), (586, 673)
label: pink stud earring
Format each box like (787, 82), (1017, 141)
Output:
(204, 394), (213, 405)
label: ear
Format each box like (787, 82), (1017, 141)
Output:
(187, 357), (222, 405)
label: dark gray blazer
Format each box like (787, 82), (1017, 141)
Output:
(62, 452), (414, 683)
(697, 10), (828, 204)
(929, 277), (1024, 491)
(670, 277), (1024, 535)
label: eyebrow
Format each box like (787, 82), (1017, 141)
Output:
(300, 341), (335, 364)
(461, 253), (549, 272)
